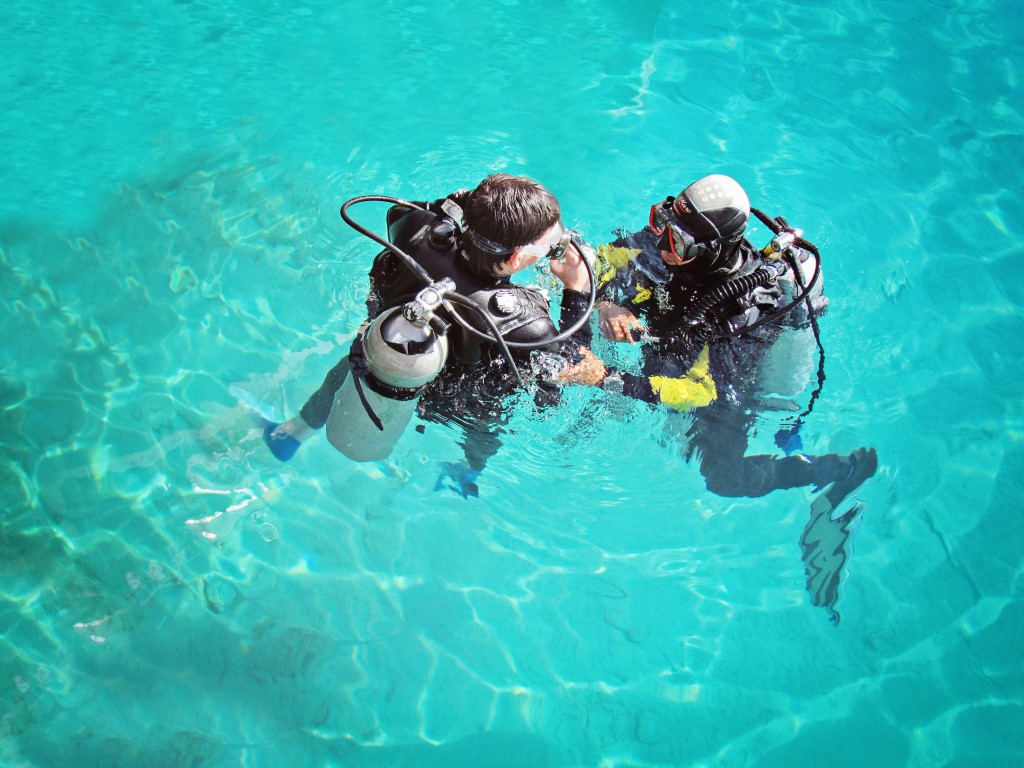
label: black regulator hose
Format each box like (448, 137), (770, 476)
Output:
(683, 263), (786, 332)
(701, 207), (823, 340)
(340, 196), (433, 285)
(709, 256), (820, 340)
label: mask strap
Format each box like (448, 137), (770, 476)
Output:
(465, 229), (515, 256)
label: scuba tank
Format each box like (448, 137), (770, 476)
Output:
(750, 213), (828, 455)
(326, 281), (451, 462)
(756, 230), (823, 398)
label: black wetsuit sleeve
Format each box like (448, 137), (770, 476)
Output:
(559, 288), (593, 347)
(619, 371), (657, 404)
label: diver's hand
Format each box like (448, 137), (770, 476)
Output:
(598, 301), (645, 343)
(550, 242), (591, 292)
(556, 347), (607, 386)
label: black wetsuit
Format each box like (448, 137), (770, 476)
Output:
(300, 196), (592, 474)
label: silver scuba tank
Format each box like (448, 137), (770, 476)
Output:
(757, 244), (821, 398)
(326, 284), (450, 461)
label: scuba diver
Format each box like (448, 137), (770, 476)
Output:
(263, 174), (604, 497)
(594, 173), (877, 623)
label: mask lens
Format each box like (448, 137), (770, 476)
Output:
(668, 229), (685, 260)
(650, 199), (700, 261)
(659, 220), (701, 264)
(649, 203), (667, 235)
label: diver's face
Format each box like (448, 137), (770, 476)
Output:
(657, 231), (697, 267)
(660, 247), (689, 267)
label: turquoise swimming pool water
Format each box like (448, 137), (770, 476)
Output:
(3, 0), (1022, 766)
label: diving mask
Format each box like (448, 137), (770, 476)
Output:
(649, 199), (707, 264)
(521, 221), (571, 261)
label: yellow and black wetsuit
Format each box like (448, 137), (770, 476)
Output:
(596, 226), (842, 499)
(597, 226), (877, 623)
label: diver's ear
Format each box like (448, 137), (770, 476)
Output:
(504, 248), (526, 272)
